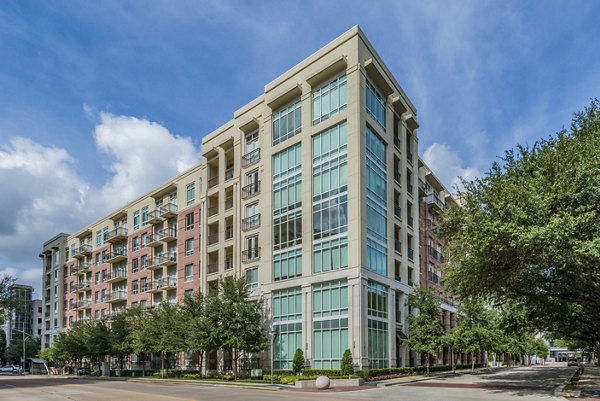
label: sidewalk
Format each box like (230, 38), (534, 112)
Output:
(557, 365), (600, 399)
(376, 366), (504, 387)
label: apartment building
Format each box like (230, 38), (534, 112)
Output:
(197, 25), (419, 370)
(41, 25), (462, 370)
(418, 160), (459, 365)
(2, 284), (34, 347)
(39, 233), (69, 349)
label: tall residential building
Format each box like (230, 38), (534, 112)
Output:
(418, 160), (459, 365)
(32, 299), (43, 339)
(42, 25), (443, 370)
(3, 284), (34, 347)
(39, 233), (69, 350)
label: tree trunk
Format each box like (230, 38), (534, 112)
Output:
(161, 351), (165, 379)
(426, 353), (430, 375)
(451, 348), (456, 374)
(198, 352), (204, 378)
(471, 351), (475, 371)
(142, 354), (146, 377)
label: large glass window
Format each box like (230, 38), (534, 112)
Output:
(366, 79), (386, 130)
(186, 182), (195, 206)
(273, 99), (301, 145)
(273, 248), (302, 281)
(368, 281), (389, 368)
(272, 143), (302, 214)
(141, 206), (149, 226)
(133, 210), (140, 231)
(272, 287), (302, 369)
(245, 267), (258, 290)
(313, 122), (349, 273)
(273, 210), (302, 251)
(313, 280), (348, 369)
(366, 126), (387, 276)
(312, 74), (347, 125)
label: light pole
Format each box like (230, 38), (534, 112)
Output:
(269, 329), (276, 385)
(13, 324), (31, 375)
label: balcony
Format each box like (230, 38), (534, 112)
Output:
(154, 277), (177, 291)
(394, 206), (401, 220)
(148, 256), (163, 270)
(407, 151), (414, 164)
(242, 148), (261, 168)
(45, 263), (52, 271)
(70, 266), (78, 276)
(75, 281), (91, 293)
(106, 291), (128, 303)
(224, 226), (233, 241)
(425, 193), (446, 211)
(418, 178), (427, 195)
(78, 262), (91, 274)
(394, 240), (402, 254)
(242, 247), (260, 263)
(407, 216), (414, 228)
(407, 247), (414, 261)
(407, 183), (414, 195)
(428, 271), (440, 284)
(159, 253), (177, 267)
(242, 214), (261, 231)
(207, 234), (219, 246)
(74, 300), (92, 310)
(44, 311), (50, 318)
(242, 181), (260, 199)
(394, 171), (401, 184)
(224, 256), (233, 270)
(208, 176), (219, 189)
(428, 246), (445, 263)
(44, 279), (51, 288)
(157, 227), (177, 242)
(147, 210), (163, 224)
(73, 244), (92, 259)
(146, 233), (162, 248)
(160, 203), (178, 219)
(107, 248), (127, 263)
(106, 227), (128, 244)
(208, 205), (219, 217)
(393, 136), (400, 148)
(207, 262), (219, 274)
(106, 269), (128, 283)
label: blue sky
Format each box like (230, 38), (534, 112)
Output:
(1, 0), (599, 295)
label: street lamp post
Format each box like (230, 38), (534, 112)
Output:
(13, 323), (31, 375)
(269, 329), (276, 385)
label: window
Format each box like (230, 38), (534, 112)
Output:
(185, 264), (193, 282)
(273, 248), (302, 281)
(132, 280), (139, 295)
(186, 182), (195, 206)
(95, 253), (101, 266)
(102, 250), (108, 262)
(272, 287), (302, 369)
(94, 291), (99, 304)
(131, 258), (139, 273)
(95, 272), (100, 284)
(273, 99), (301, 145)
(185, 239), (194, 256)
(140, 300), (147, 310)
(246, 267), (258, 289)
(366, 126), (387, 276)
(368, 281), (389, 368)
(102, 269), (108, 282)
(246, 131), (258, 153)
(132, 236), (139, 252)
(366, 79), (386, 130)
(312, 280), (349, 369)
(133, 210), (140, 230)
(273, 210), (302, 251)
(141, 233), (148, 247)
(141, 206), (149, 226)
(312, 74), (347, 125)
(140, 278), (147, 292)
(272, 143), (302, 214)
(102, 226), (108, 243)
(141, 255), (148, 270)
(185, 213), (194, 231)
(101, 289), (106, 302)
(96, 230), (102, 247)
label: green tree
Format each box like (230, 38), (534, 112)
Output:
(219, 276), (267, 378)
(340, 349), (354, 376)
(405, 288), (444, 374)
(109, 312), (134, 372)
(441, 99), (600, 348)
(452, 300), (498, 370)
(182, 291), (221, 376)
(4, 336), (40, 365)
(0, 275), (16, 325)
(292, 348), (304, 375)
(81, 319), (111, 372)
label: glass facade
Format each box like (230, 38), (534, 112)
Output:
(273, 287), (302, 369)
(312, 280), (348, 369)
(366, 126), (387, 276)
(312, 74), (347, 125)
(245, 267), (258, 289)
(273, 99), (302, 145)
(312, 122), (348, 273)
(366, 79), (386, 129)
(367, 281), (389, 368)
(273, 144), (303, 281)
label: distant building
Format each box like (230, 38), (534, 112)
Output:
(3, 284), (34, 347)
(32, 299), (43, 339)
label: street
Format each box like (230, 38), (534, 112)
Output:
(0, 365), (577, 401)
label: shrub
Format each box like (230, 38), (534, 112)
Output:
(340, 349), (354, 376)
(303, 369), (341, 377)
(292, 348), (304, 375)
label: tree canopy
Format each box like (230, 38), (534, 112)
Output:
(441, 99), (600, 346)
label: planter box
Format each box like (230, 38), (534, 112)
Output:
(295, 378), (364, 388)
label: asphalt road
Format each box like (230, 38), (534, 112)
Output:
(0, 365), (577, 401)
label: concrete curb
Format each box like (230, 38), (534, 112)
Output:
(553, 366), (583, 399)
(76, 375), (283, 391)
(376, 366), (507, 388)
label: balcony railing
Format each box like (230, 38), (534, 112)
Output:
(225, 167), (234, 181)
(425, 193), (446, 211)
(207, 262), (219, 274)
(394, 171), (401, 183)
(224, 257), (233, 270)
(242, 181), (260, 199)
(74, 300), (92, 309)
(107, 248), (128, 263)
(106, 291), (127, 303)
(78, 262), (91, 273)
(159, 203), (178, 219)
(208, 205), (219, 217)
(242, 247), (260, 263)
(153, 277), (177, 290)
(106, 227), (128, 243)
(428, 246), (445, 263)
(225, 226), (233, 240)
(393, 136), (400, 148)
(207, 233), (219, 246)
(394, 240), (402, 253)
(242, 148), (260, 168)
(208, 176), (219, 189)
(407, 151), (414, 163)
(407, 183), (414, 194)
(44, 279), (51, 288)
(146, 233), (162, 247)
(147, 209), (162, 224)
(394, 205), (401, 220)
(428, 271), (440, 284)
(45, 263), (52, 271)
(106, 269), (128, 283)
(418, 178), (427, 193)
(75, 281), (91, 292)
(407, 216), (414, 228)
(157, 227), (177, 242)
(242, 214), (261, 231)
(407, 247), (414, 260)
(74, 244), (92, 259)
(225, 196), (233, 210)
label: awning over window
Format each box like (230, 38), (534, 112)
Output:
(396, 331), (408, 341)
(27, 358), (47, 363)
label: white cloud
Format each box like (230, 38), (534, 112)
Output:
(0, 113), (200, 295)
(422, 142), (482, 193)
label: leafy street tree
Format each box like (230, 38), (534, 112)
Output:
(182, 291), (221, 376)
(340, 349), (354, 376)
(405, 288), (445, 374)
(0, 275), (16, 325)
(219, 276), (267, 378)
(452, 300), (498, 370)
(109, 312), (134, 372)
(3, 336), (40, 364)
(292, 348), (304, 375)
(441, 100), (600, 351)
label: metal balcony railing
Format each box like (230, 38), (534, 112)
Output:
(408, 247), (414, 260)
(394, 240), (402, 253)
(425, 193), (446, 211)
(393, 136), (400, 148)
(394, 171), (401, 183)
(208, 176), (219, 189)
(208, 205), (219, 217)
(225, 226), (233, 240)
(394, 205), (401, 220)
(242, 247), (260, 263)
(207, 262), (219, 274)
(225, 196), (233, 210)
(106, 227), (128, 243)
(159, 203), (178, 219)
(224, 257), (233, 270)
(225, 167), (234, 181)
(242, 214), (261, 231)
(242, 181), (260, 199)
(407, 216), (414, 228)
(207, 234), (219, 246)
(242, 148), (260, 168)
(428, 246), (445, 263)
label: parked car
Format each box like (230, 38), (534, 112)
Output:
(567, 358), (579, 367)
(0, 365), (22, 374)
